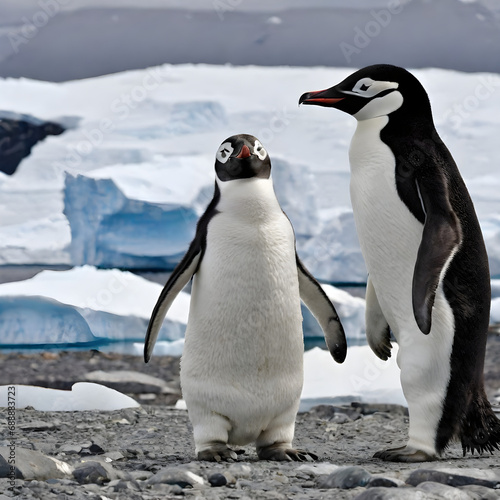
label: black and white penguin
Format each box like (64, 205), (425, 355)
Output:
(144, 134), (347, 462)
(299, 64), (499, 462)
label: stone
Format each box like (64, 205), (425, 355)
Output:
(354, 487), (441, 499)
(208, 472), (227, 487)
(318, 466), (372, 489)
(417, 481), (472, 499)
(0, 447), (72, 480)
(147, 467), (205, 488)
(460, 484), (500, 499)
(83, 370), (179, 395)
(227, 463), (252, 479)
(406, 469), (500, 489)
(73, 461), (118, 485)
(366, 476), (399, 488)
(296, 463), (339, 476)
(18, 421), (58, 432)
(59, 444), (82, 455)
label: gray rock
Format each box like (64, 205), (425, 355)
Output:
(18, 421), (59, 432)
(367, 476), (399, 488)
(0, 446), (72, 480)
(108, 478), (141, 492)
(407, 469), (500, 489)
(147, 467), (205, 488)
(354, 486), (442, 499)
(59, 444), (82, 455)
(417, 481), (473, 499)
(318, 465), (372, 489)
(227, 463), (252, 479)
(72, 460), (118, 485)
(84, 370), (179, 395)
(460, 484), (500, 499)
(208, 472), (227, 487)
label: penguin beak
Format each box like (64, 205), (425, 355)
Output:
(299, 88), (344, 108)
(236, 144), (251, 159)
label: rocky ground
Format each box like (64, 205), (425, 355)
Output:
(1, 331), (500, 499)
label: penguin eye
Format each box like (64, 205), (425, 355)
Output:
(253, 140), (267, 161)
(216, 142), (234, 164)
(345, 77), (399, 98)
(352, 78), (375, 95)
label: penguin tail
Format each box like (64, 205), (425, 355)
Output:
(460, 392), (500, 456)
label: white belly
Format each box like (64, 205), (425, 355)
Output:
(181, 182), (304, 436)
(349, 117), (423, 335)
(349, 118), (455, 441)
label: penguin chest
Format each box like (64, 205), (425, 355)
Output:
(349, 117), (423, 330)
(183, 209), (304, 392)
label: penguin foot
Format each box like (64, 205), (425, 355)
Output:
(374, 445), (437, 462)
(257, 443), (318, 462)
(197, 443), (238, 462)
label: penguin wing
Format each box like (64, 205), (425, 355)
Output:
(296, 255), (347, 363)
(144, 243), (202, 363)
(412, 173), (462, 335)
(365, 276), (392, 360)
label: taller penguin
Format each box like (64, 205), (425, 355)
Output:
(300, 64), (500, 462)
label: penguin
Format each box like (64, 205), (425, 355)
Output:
(144, 134), (347, 462)
(299, 64), (500, 462)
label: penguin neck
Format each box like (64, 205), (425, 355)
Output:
(216, 177), (282, 221)
(349, 115), (390, 170)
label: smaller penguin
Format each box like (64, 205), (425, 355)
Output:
(299, 64), (500, 462)
(145, 134), (347, 462)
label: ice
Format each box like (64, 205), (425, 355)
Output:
(0, 267), (189, 346)
(0, 383), (139, 411)
(301, 345), (406, 408)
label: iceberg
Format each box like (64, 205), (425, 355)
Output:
(0, 267), (189, 348)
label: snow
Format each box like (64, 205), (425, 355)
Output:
(0, 383), (139, 411)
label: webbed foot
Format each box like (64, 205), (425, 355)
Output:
(374, 445), (437, 462)
(257, 443), (318, 462)
(197, 443), (238, 462)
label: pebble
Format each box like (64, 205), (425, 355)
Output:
(366, 476), (399, 488)
(0, 447), (72, 480)
(318, 465), (372, 489)
(417, 481), (473, 499)
(208, 472), (227, 486)
(354, 486), (441, 499)
(406, 469), (500, 489)
(146, 467), (205, 488)
(228, 463), (253, 479)
(72, 460), (118, 485)
(460, 484), (500, 499)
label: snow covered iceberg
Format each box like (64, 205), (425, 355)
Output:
(0, 267), (189, 349)
(63, 154), (322, 270)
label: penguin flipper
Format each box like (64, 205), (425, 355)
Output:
(296, 255), (347, 363)
(412, 176), (462, 335)
(365, 276), (392, 361)
(144, 246), (201, 363)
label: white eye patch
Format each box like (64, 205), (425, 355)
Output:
(253, 140), (267, 160)
(216, 142), (234, 163)
(343, 77), (399, 98)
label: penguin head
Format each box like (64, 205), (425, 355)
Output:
(299, 64), (431, 121)
(215, 134), (271, 182)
